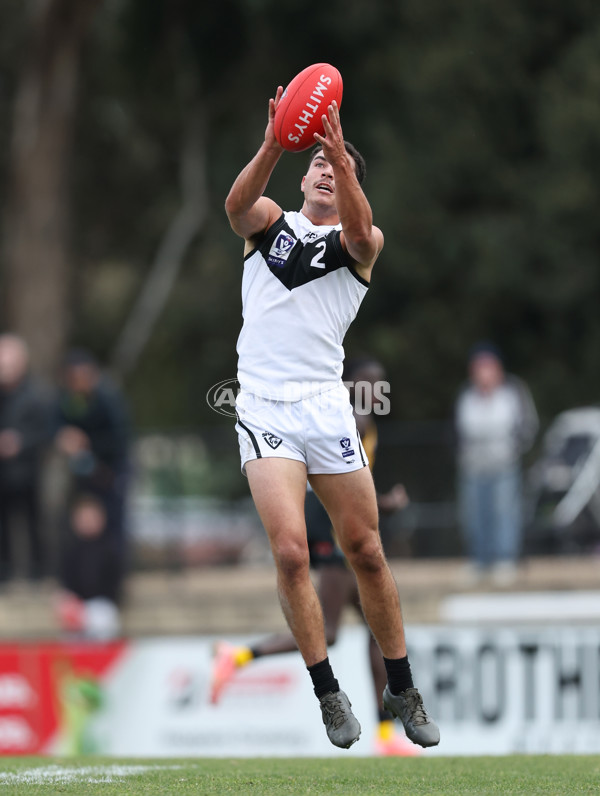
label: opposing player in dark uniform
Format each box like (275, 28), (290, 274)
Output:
(212, 358), (418, 755)
(226, 88), (439, 750)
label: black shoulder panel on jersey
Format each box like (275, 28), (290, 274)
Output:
(253, 215), (362, 291)
(243, 213), (287, 262)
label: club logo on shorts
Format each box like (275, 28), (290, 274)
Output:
(262, 431), (283, 449)
(267, 232), (295, 267)
(339, 437), (355, 458)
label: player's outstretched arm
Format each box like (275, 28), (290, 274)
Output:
(314, 102), (383, 280)
(225, 87), (285, 244)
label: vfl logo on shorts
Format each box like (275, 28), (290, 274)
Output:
(267, 232), (295, 268)
(339, 437), (355, 458)
(262, 431), (283, 449)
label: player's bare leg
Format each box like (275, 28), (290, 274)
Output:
(310, 467), (406, 659)
(246, 458), (327, 665)
(310, 467), (439, 747)
(245, 457), (361, 748)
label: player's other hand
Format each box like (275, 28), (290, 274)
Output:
(313, 101), (351, 171)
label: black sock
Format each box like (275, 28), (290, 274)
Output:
(307, 657), (339, 699)
(250, 646), (262, 660)
(383, 655), (414, 696)
(378, 708), (394, 723)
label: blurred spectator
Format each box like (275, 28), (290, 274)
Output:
(56, 493), (123, 640)
(455, 342), (538, 585)
(0, 333), (51, 582)
(54, 349), (131, 553)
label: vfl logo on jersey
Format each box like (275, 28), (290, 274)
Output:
(262, 431), (283, 449)
(339, 437), (355, 458)
(267, 232), (295, 268)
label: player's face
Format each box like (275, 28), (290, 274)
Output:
(301, 152), (336, 205)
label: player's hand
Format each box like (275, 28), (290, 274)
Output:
(265, 86), (284, 151)
(313, 101), (352, 172)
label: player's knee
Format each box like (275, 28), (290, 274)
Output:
(345, 536), (385, 576)
(273, 539), (310, 581)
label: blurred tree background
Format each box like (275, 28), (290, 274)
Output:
(1, 0), (599, 432)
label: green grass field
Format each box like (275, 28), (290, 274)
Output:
(0, 756), (599, 796)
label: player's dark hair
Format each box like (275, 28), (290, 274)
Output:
(309, 141), (367, 185)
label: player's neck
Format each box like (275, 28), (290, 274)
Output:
(300, 201), (339, 227)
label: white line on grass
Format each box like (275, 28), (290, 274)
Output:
(0, 764), (183, 785)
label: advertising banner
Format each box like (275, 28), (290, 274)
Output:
(0, 642), (126, 755)
(1, 625), (600, 756)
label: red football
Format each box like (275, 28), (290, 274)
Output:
(274, 63), (343, 153)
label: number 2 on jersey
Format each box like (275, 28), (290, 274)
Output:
(309, 239), (327, 269)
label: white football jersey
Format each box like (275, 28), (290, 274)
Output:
(236, 210), (369, 400)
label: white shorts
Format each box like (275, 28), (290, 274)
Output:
(235, 384), (368, 476)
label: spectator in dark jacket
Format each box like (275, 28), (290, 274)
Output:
(54, 349), (131, 552)
(0, 334), (51, 582)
